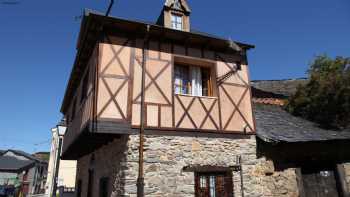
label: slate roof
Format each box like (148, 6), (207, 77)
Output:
(6, 150), (39, 162)
(0, 150), (43, 172)
(252, 79), (350, 143)
(0, 156), (35, 172)
(164, 0), (191, 12)
(32, 152), (50, 162)
(254, 103), (350, 143)
(251, 78), (307, 97)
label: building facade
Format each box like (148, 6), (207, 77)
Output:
(61, 1), (261, 196)
(0, 150), (48, 196)
(46, 123), (77, 196)
(59, 1), (350, 197)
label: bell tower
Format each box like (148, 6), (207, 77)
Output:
(157, 0), (191, 32)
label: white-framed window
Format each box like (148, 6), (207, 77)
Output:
(171, 14), (183, 30)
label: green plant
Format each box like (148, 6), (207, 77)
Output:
(286, 55), (350, 130)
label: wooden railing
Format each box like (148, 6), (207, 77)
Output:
(62, 89), (95, 154)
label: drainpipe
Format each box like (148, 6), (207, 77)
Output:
(137, 24), (150, 197)
(239, 156), (245, 197)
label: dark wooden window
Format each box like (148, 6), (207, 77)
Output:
(87, 170), (94, 197)
(174, 64), (213, 97)
(195, 171), (233, 197)
(99, 177), (109, 197)
(80, 69), (89, 104)
(76, 180), (82, 197)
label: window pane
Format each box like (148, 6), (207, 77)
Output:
(200, 176), (207, 188)
(174, 65), (190, 94)
(176, 16), (182, 23)
(171, 14), (182, 30)
(195, 172), (233, 197)
(191, 66), (202, 96)
(209, 176), (216, 197)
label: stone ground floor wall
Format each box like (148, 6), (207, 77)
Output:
(76, 135), (300, 197)
(342, 163), (350, 192)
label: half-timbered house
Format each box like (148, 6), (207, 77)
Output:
(59, 1), (291, 196)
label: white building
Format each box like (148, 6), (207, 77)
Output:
(45, 121), (77, 196)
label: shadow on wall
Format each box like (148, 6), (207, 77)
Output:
(109, 135), (129, 196)
(256, 137), (350, 171)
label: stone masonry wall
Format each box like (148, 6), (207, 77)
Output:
(76, 135), (299, 197)
(343, 163), (350, 192)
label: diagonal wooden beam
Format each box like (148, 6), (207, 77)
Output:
(221, 86), (253, 131)
(144, 68), (172, 104)
(101, 39), (130, 76)
(133, 59), (171, 104)
(175, 95), (197, 129)
(198, 99), (219, 130)
(97, 78), (128, 119)
(216, 54), (249, 86)
(216, 54), (237, 74)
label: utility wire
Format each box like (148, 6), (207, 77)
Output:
(106, 0), (115, 16)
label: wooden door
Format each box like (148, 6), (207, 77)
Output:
(302, 168), (341, 197)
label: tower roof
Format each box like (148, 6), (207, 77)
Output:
(164, 0), (191, 13)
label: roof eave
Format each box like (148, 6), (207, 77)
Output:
(60, 11), (92, 113)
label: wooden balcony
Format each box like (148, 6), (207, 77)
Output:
(62, 84), (124, 160)
(62, 87), (94, 159)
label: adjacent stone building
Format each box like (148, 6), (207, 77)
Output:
(253, 80), (350, 197)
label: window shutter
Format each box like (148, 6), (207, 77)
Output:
(224, 172), (234, 197)
(216, 175), (224, 196)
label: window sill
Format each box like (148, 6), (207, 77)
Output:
(175, 93), (218, 99)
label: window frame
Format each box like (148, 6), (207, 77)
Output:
(171, 13), (183, 30)
(173, 58), (217, 98)
(194, 171), (234, 197)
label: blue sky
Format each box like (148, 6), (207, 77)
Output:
(0, 0), (349, 153)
